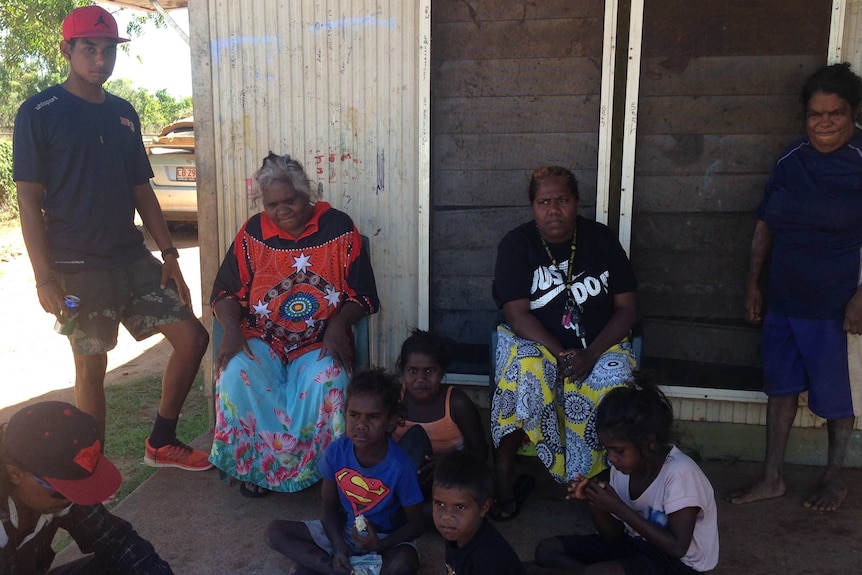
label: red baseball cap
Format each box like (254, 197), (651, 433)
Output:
(1, 402), (121, 505)
(62, 5), (130, 44)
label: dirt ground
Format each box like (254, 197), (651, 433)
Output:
(54, 441), (862, 575)
(4, 220), (862, 574)
(0, 220), (203, 421)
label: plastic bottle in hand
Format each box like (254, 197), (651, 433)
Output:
(54, 295), (80, 335)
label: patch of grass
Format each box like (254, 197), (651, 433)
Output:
(0, 140), (16, 220)
(53, 374), (210, 553)
(103, 374), (210, 504)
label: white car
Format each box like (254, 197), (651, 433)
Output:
(147, 117), (197, 223)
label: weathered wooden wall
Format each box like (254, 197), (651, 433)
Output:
(430, 0), (606, 372)
(628, 0), (833, 387)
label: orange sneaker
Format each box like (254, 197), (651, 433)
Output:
(144, 438), (213, 471)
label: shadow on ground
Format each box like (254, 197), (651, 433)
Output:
(0, 338), (177, 425)
(53, 435), (862, 575)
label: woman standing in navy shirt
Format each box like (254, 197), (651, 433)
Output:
(731, 63), (862, 512)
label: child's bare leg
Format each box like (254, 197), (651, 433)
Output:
(728, 394), (797, 504)
(73, 353), (108, 440)
(494, 429), (525, 514)
(264, 520), (333, 574)
(381, 544), (419, 575)
(804, 417), (852, 511)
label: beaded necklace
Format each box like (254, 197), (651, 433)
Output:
(538, 222), (582, 329)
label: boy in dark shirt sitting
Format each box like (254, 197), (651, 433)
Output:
(432, 451), (525, 575)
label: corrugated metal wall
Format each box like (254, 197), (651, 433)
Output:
(191, 0), (431, 375)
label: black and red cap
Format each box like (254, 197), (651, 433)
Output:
(2, 401), (121, 505)
(62, 5), (130, 44)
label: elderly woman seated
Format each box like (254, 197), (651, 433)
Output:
(209, 152), (379, 497)
(490, 166), (638, 520)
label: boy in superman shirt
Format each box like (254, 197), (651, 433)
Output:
(266, 369), (424, 574)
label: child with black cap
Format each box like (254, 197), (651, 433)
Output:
(0, 401), (173, 574)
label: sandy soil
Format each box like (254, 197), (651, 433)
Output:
(0, 220), (204, 421)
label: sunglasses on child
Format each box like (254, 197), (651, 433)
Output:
(31, 474), (68, 500)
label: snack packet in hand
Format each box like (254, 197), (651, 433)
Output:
(349, 553), (382, 575)
(354, 514), (368, 535)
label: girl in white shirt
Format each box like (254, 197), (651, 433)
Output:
(535, 375), (719, 574)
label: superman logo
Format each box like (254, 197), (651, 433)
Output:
(335, 468), (391, 516)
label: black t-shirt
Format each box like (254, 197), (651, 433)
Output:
(492, 216), (636, 349)
(444, 520), (525, 575)
(13, 85), (153, 271)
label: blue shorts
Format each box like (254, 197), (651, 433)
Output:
(762, 313), (861, 419)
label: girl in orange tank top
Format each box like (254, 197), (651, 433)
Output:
(392, 330), (488, 494)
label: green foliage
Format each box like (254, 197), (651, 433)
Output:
(102, 374), (210, 504)
(0, 141), (15, 220)
(105, 79), (193, 134)
(0, 63), (66, 128)
(0, 2), (191, 222)
(0, 1), (89, 76)
(0, 2), (160, 77)
(0, 2), (180, 134)
(0, 0), (87, 127)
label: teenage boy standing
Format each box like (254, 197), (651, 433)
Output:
(13, 5), (210, 471)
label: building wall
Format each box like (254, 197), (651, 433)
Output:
(189, 0), (861, 432)
(430, 0), (607, 373)
(428, 0), (844, 388)
(191, 0), (431, 374)
(630, 0), (832, 388)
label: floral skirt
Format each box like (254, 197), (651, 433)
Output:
(491, 324), (636, 482)
(210, 338), (348, 492)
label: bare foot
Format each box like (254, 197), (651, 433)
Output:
(727, 477), (786, 505)
(803, 478), (847, 512)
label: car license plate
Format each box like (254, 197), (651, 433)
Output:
(176, 167), (196, 182)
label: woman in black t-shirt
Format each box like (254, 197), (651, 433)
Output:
(489, 166), (638, 521)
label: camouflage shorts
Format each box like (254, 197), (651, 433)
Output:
(54, 254), (196, 355)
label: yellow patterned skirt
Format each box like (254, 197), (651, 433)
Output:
(491, 324), (636, 482)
